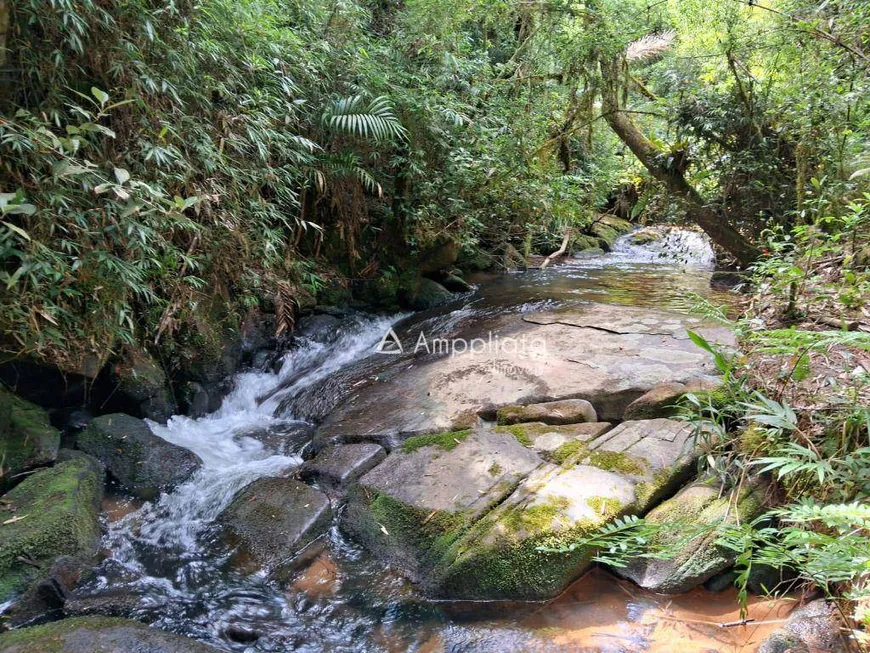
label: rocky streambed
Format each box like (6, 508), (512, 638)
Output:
(0, 231), (841, 652)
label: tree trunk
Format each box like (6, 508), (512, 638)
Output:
(599, 58), (760, 267)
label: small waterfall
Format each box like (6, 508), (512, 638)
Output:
(87, 312), (401, 642)
(610, 226), (716, 267)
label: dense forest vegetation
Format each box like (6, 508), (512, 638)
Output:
(2, 0), (870, 646)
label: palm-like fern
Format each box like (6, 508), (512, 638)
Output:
(324, 94), (407, 142)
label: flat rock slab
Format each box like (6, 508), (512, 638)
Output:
(496, 398), (597, 426)
(429, 418), (697, 600)
(78, 414), (202, 500)
(0, 616), (220, 652)
(314, 304), (733, 443)
(341, 427), (542, 580)
(299, 443), (386, 489)
(218, 477), (331, 578)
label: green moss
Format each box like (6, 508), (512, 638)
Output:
(495, 406), (527, 426)
(494, 424), (533, 447)
(488, 462), (503, 476)
(0, 456), (102, 599)
(585, 450), (647, 476)
(0, 390), (60, 484)
(586, 496), (622, 518)
(551, 440), (587, 465)
(401, 429), (472, 453)
(501, 497), (571, 534)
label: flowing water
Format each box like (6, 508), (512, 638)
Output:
(75, 229), (788, 652)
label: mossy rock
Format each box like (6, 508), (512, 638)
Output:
(496, 399), (597, 426)
(0, 616), (220, 652)
(77, 414), (201, 500)
(493, 421), (612, 461)
(398, 277), (454, 311)
(0, 454), (103, 601)
(110, 347), (175, 422)
(0, 389), (60, 487)
(615, 479), (766, 594)
(340, 428), (541, 582)
(570, 234), (600, 254)
(429, 419), (698, 600)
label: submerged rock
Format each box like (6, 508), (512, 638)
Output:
(0, 616), (220, 652)
(759, 600), (846, 653)
(429, 419), (697, 600)
(0, 455), (102, 602)
(0, 389), (60, 486)
(77, 414), (201, 499)
(218, 478), (331, 578)
(299, 443), (386, 490)
(341, 427), (541, 582)
(496, 398), (597, 426)
(616, 479), (766, 594)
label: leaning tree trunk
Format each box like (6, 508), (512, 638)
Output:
(599, 58), (760, 268)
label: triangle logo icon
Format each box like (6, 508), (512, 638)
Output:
(375, 328), (403, 355)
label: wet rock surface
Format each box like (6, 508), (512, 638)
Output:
(759, 600), (846, 653)
(616, 479), (766, 594)
(0, 454), (103, 602)
(218, 478), (332, 577)
(0, 616), (221, 652)
(77, 414), (202, 499)
(299, 443), (386, 489)
(312, 304), (733, 442)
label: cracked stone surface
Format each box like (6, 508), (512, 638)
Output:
(342, 418), (699, 600)
(314, 304), (733, 446)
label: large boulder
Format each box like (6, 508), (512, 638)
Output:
(400, 278), (454, 311)
(299, 443), (386, 490)
(109, 347), (176, 423)
(218, 477), (331, 578)
(759, 600), (846, 653)
(496, 398), (597, 426)
(0, 616), (220, 652)
(0, 389), (60, 487)
(428, 419), (698, 600)
(615, 479), (766, 594)
(341, 427), (542, 582)
(77, 414), (201, 499)
(0, 454), (102, 601)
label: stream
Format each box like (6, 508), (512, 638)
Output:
(78, 229), (791, 652)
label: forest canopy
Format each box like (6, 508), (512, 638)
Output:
(0, 0), (867, 373)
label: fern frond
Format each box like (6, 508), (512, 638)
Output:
(324, 94), (407, 142)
